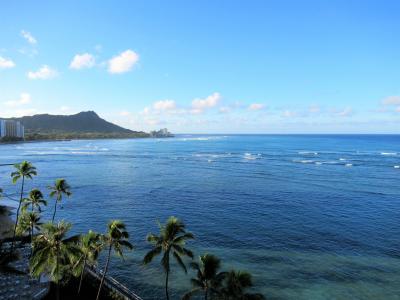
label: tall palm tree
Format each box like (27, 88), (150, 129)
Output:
(143, 216), (194, 300)
(10, 161), (37, 252)
(30, 221), (81, 300)
(73, 230), (103, 295)
(22, 188), (47, 212)
(96, 220), (133, 300)
(182, 254), (227, 300)
(220, 270), (265, 300)
(48, 179), (71, 223)
(17, 211), (42, 255)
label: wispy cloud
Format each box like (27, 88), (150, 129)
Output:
(309, 105), (321, 114)
(382, 96), (400, 106)
(70, 53), (96, 69)
(282, 110), (297, 118)
(153, 99), (176, 111)
(119, 111), (131, 117)
(4, 93), (31, 107)
(336, 107), (353, 117)
(191, 92), (221, 113)
(21, 30), (37, 44)
(0, 56), (15, 69)
(108, 50), (139, 74)
(219, 106), (231, 113)
(28, 65), (58, 79)
(248, 103), (265, 111)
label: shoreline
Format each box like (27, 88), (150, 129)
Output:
(0, 135), (175, 145)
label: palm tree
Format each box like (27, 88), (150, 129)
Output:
(73, 230), (103, 295)
(48, 179), (71, 223)
(143, 216), (194, 300)
(96, 220), (133, 300)
(182, 254), (227, 300)
(30, 221), (81, 300)
(220, 270), (265, 300)
(17, 211), (42, 255)
(22, 188), (47, 212)
(10, 161), (37, 252)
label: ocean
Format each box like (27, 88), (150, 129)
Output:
(0, 134), (399, 299)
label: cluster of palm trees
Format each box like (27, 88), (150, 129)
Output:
(2, 161), (265, 300)
(143, 216), (264, 300)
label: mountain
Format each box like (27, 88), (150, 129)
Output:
(5, 111), (149, 140)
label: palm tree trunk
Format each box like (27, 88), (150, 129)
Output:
(11, 176), (25, 253)
(165, 269), (170, 300)
(30, 223), (33, 256)
(52, 199), (58, 223)
(77, 257), (86, 295)
(96, 244), (112, 300)
(204, 289), (208, 300)
(56, 250), (60, 300)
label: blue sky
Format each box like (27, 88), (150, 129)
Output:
(0, 0), (399, 133)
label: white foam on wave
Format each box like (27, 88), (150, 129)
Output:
(394, 165), (400, 169)
(381, 152), (397, 156)
(193, 153), (232, 159)
(339, 158), (346, 161)
(26, 151), (65, 155)
(71, 151), (98, 155)
(345, 163), (353, 167)
(315, 162), (322, 165)
(244, 153), (259, 160)
(298, 151), (318, 155)
(293, 159), (314, 164)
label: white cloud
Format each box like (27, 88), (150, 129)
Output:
(0, 56), (15, 69)
(396, 106), (400, 113)
(248, 103), (265, 111)
(144, 118), (160, 126)
(119, 111), (131, 117)
(282, 110), (297, 118)
(382, 96), (400, 106)
(28, 65), (58, 79)
(69, 53), (96, 69)
(108, 50), (139, 74)
(4, 93), (31, 107)
(191, 92), (221, 112)
(336, 107), (353, 117)
(153, 99), (176, 111)
(309, 105), (321, 114)
(21, 30), (37, 44)
(219, 106), (231, 113)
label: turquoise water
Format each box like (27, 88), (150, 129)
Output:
(0, 135), (399, 299)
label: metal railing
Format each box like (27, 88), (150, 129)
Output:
(85, 265), (143, 300)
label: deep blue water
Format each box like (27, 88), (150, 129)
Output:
(1, 135), (400, 299)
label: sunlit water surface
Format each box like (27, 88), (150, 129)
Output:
(0, 135), (399, 299)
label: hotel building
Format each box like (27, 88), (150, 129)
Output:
(0, 120), (25, 139)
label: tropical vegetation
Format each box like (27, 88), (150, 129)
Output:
(49, 179), (72, 223)
(10, 161), (37, 252)
(96, 220), (133, 300)
(144, 216), (194, 300)
(0, 161), (265, 299)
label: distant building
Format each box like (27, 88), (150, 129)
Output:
(0, 120), (25, 139)
(150, 128), (173, 138)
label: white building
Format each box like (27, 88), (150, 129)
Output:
(0, 120), (25, 139)
(0, 120), (5, 138)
